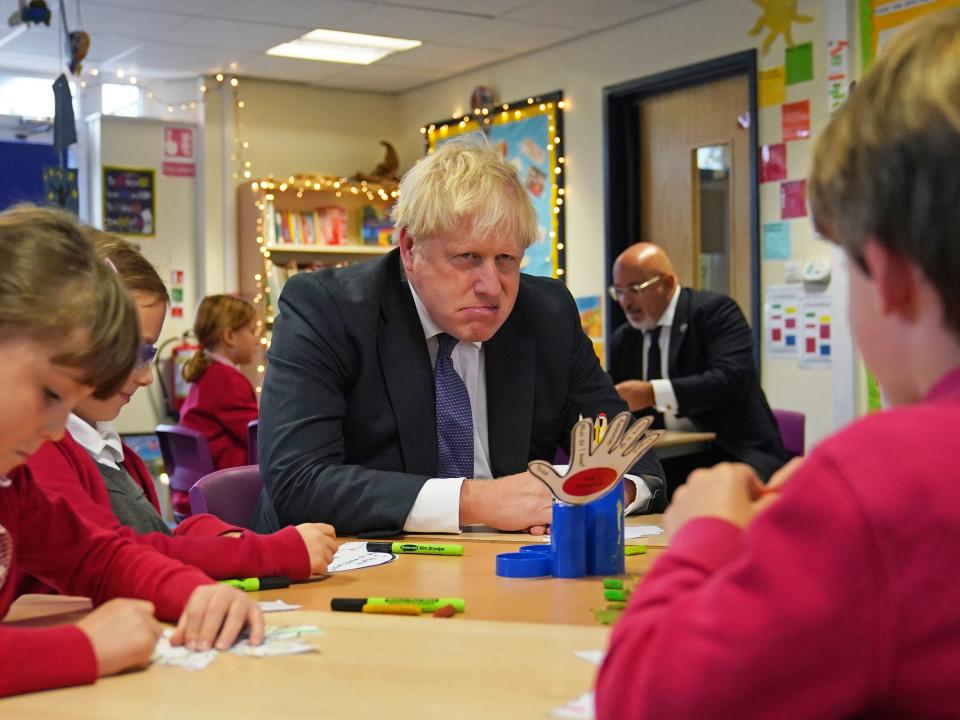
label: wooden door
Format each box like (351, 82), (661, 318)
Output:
(637, 74), (752, 322)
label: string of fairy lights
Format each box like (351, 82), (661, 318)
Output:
(245, 174), (399, 392)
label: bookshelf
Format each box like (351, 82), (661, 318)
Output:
(236, 173), (398, 393)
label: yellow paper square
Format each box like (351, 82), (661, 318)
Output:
(759, 66), (786, 108)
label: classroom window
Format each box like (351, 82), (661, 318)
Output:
(0, 74), (57, 119)
(102, 83), (141, 117)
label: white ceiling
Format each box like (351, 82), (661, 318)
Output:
(0, 0), (691, 93)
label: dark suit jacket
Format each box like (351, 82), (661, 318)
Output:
(609, 288), (788, 481)
(253, 249), (663, 535)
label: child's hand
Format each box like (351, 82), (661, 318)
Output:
(664, 462), (767, 537)
(76, 598), (162, 677)
(169, 584), (264, 651)
(295, 522), (338, 575)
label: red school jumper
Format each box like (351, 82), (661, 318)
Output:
(0, 467), (210, 697)
(23, 431), (309, 581)
(179, 358), (258, 472)
(596, 366), (960, 719)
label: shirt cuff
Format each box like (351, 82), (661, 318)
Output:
(403, 477), (465, 534)
(650, 379), (678, 413)
(622, 473), (653, 515)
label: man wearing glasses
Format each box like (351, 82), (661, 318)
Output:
(608, 243), (788, 482)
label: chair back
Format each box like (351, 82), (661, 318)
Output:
(155, 424), (216, 495)
(772, 409), (806, 458)
(247, 419), (259, 465)
(189, 465), (263, 529)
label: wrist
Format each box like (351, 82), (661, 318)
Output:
(458, 478), (489, 525)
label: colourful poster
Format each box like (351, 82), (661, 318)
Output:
(799, 294), (833, 367)
(759, 66), (786, 107)
(103, 166), (155, 236)
(765, 285), (802, 358)
(827, 0), (851, 113)
(760, 143), (787, 183)
(864, 0), (960, 66)
(429, 97), (562, 279)
(576, 295), (605, 365)
(763, 221), (792, 260)
(786, 42), (814, 84)
(782, 100), (811, 141)
(780, 179), (807, 219)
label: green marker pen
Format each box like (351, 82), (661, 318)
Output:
(331, 597), (466, 613)
(625, 545), (647, 556)
(603, 578), (624, 590)
(367, 541), (464, 556)
(604, 589), (630, 602)
(220, 576), (291, 592)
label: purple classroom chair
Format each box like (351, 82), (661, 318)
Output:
(247, 419), (259, 466)
(155, 424), (216, 522)
(771, 409), (806, 458)
(189, 465), (263, 529)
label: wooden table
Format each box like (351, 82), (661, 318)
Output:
(2, 607), (608, 720)
(654, 429), (716, 459)
(2, 519), (670, 717)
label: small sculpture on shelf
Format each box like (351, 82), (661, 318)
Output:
(354, 141), (399, 183)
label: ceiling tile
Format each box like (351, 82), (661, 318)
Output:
(78, 0), (218, 12)
(503, 0), (666, 31)
(76, 3), (193, 37)
(160, 17), (310, 51)
(237, 54), (354, 84)
(322, 5), (484, 41)
(441, 19), (581, 52)
(199, 0), (374, 27)
(376, 43), (511, 75)
(317, 64), (446, 93)
(376, 0), (533, 14)
(114, 43), (259, 77)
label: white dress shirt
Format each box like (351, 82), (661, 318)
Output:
(646, 286), (697, 432)
(67, 414), (126, 469)
(402, 283), (651, 532)
(402, 283), (492, 533)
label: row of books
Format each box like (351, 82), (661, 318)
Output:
(266, 257), (375, 309)
(271, 207), (346, 246)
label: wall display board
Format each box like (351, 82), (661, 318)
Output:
(103, 166), (155, 236)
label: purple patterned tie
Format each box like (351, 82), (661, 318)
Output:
(435, 333), (474, 478)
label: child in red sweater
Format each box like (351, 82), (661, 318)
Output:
(0, 205), (262, 698)
(597, 10), (960, 719)
(23, 231), (337, 583)
(179, 294), (260, 472)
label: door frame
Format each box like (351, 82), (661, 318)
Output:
(602, 49), (760, 365)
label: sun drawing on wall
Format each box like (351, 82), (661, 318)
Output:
(748, 0), (813, 53)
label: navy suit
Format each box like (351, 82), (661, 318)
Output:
(609, 288), (788, 481)
(254, 249), (664, 535)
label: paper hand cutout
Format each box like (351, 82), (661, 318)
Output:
(529, 412), (660, 505)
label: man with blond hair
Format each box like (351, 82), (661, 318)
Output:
(254, 140), (665, 536)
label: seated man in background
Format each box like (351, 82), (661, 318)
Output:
(609, 242), (788, 482)
(253, 140), (665, 537)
